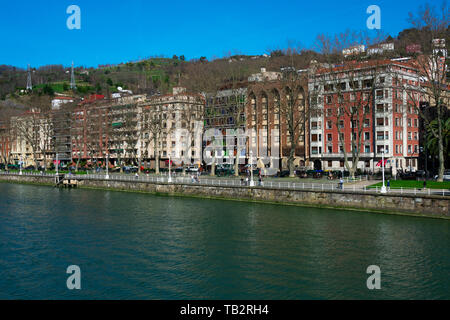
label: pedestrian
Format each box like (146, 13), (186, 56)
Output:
(387, 179), (390, 191)
(423, 180), (427, 190)
(245, 176), (249, 186)
(258, 176), (262, 186)
(240, 178), (244, 186)
(339, 178), (344, 190)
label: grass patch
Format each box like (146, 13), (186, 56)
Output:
(368, 180), (450, 189)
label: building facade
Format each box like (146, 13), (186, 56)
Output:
(139, 87), (205, 169)
(308, 59), (421, 174)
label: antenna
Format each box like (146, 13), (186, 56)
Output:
(70, 61), (77, 89)
(26, 64), (32, 90)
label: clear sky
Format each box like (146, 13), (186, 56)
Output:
(0, 0), (439, 68)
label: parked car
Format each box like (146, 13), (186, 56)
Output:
(186, 166), (199, 172)
(400, 172), (416, 180)
(277, 170), (290, 177)
(434, 170), (450, 181)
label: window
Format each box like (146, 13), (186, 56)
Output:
(327, 121), (332, 129)
(365, 145), (370, 153)
(326, 96), (332, 104)
(327, 134), (333, 141)
(377, 131), (384, 140)
(312, 134), (318, 142)
(328, 161), (332, 167)
(364, 119), (370, 127)
(364, 132), (370, 140)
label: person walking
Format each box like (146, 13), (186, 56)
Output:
(339, 178), (344, 190)
(387, 179), (390, 191)
(423, 180), (427, 190)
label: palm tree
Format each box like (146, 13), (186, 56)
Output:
(426, 118), (450, 160)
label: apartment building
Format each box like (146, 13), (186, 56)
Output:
(71, 94), (146, 167)
(308, 59), (421, 174)
(138, 87), (205, 168)
(9, 109), (53, 167)
(246, 68), (309, 171)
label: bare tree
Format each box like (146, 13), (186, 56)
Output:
(310, 60), (387, 179)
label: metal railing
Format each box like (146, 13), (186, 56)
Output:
(1, 171), (447, 197)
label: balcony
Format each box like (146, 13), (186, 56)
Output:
(310, 152), (374, 158)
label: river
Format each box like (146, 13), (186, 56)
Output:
(0, 183), (448, 299)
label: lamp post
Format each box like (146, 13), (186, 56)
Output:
(168, 154), (172, 183)
(105, 153), (109, 179)
(380, 148), (387, 193)
(19, 155), (23, 175)
(55, 154), (59, 176)
(249, 150), (255, 187)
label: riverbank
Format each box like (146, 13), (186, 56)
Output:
(0, 173), (448, 219)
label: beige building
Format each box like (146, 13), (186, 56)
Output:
(138, 87), (205, 169)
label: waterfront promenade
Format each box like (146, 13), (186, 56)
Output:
(1, 171), (449, 218)
(1, 171), (448, 197)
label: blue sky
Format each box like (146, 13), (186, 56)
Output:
(0, 0), (437, 68)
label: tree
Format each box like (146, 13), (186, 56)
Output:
(178, 95), (204, 175)
(141, 105), (165, 174)
(278, 67), (308, 177)
(310, 60), (387, 179)
(404, 2), (449, 181)
(310, 30), (392, 179)
(426, 117), (450, 160)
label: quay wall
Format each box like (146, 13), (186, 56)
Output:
(0, 174), (449, 219)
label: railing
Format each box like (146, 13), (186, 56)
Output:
(1, 171), (447, 197)
(0, 171), (58, 177)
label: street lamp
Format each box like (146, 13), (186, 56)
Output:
(168, 154), (172, 183)
(380, 148), (387, 193)
(105, 153), (109, 179)
(55, 154), (59, 176)
(249, 150), (255, 187)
